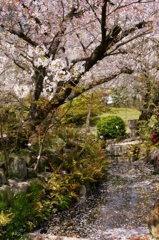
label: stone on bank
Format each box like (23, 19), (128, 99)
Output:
(148, 198), (159, 239)
(8, 156), (27, 180)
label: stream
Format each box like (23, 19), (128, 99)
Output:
(31, 159), (159, 240)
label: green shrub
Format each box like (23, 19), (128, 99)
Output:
(58, 91), (108, 126)
(0, 180), (51, 240)
(137, 120), (158, 159)
(0, 125), (109, 239)
(47, 128), (109, 210)
(97, 115), (126, 139)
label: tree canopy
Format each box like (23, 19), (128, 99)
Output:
(0, 0), (159, 133)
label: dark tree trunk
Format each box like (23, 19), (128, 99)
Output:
(138, 75), (152, 121)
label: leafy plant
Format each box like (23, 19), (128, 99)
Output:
(46, 129), (109, 211)
(59, 91), (108, 126)
(137, 120), (158, 160)
(58, 194), (71, 210)
(0, 211), (14, 237)
(0, 153), (5, 162)
(0, 127), (109, 239)
(128, 144), (140, 161)
(0, 180), (51, 240)
(97, 115), (126, 139)
(20, 235), (31, 240)
(151, 106), (159, 144)
(0, 211), (13, 227)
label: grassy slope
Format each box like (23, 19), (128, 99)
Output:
(97, 107), (141, 124)
(90, 107), (141, 134)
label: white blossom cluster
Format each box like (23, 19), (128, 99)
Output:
(0, 0), (159, 102)
(13, 84), (30, 99)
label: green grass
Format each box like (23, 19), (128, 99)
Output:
(92, 107), (141, 125)
(90, 107), (141, 135)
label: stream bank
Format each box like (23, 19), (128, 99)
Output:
(29, 159), (158, 240)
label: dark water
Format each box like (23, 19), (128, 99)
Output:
(35, 160), (159, 239)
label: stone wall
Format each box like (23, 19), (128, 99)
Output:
(106, 137), (141, 161)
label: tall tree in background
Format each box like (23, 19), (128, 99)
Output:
(0, 0), (158, 140)
(127, 35), (159, 120)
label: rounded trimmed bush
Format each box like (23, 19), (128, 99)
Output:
(97, 115), (126, 139)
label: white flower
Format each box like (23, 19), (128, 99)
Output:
(55, 70), (66, 82)
(48, 59), (66, 72)
(10, 45), (15, 54)
(73, 63), (85, 75)
(34, 58), (43, 67)
(41, 57), (49, 67)
(48, 93), (53, 101)
(14, 84), (30, 98)
(35, 46), (47, 56)
(116, 126), (118, 129)
(30, 69), (35, 77)
(27, 45), (34, 57)
(42, 88), (48, 98)
(45, 81), (57, 93)
(44, 76), (49, 81)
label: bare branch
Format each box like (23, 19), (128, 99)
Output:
(106, 0), (156, 18)
(48, 32), (61, 59)
(85, 0), (101, 24)
(4, 52), (26, 71)
(7, 28), (38, 47)
(108, 49), (127, 56)
(60, 0), (65, 22)
(67, 67), (133, 101)
(101, 0), (107, 48)
(72, 57), (90, 64)
(76, 33), (86, 52)
(84, 24), (122, 72)
(68, 57), (89, 71)
(21, 2), (42, 25)
(106, 30), (150, 56)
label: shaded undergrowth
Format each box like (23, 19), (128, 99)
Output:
(0, 129), (109, 239)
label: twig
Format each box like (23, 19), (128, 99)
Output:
(34, 101), (72, 171)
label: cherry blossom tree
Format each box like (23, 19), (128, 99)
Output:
(0, 0), (159, 142)
(125, 32), (159, 120)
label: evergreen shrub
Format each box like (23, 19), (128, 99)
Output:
(97, 115), (126, 139)
(0, 181), (50, 240)
(58, 92), (108, 126)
